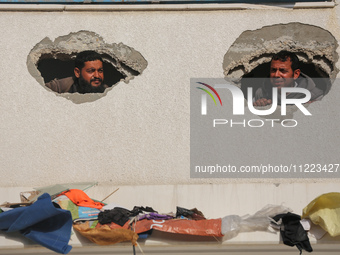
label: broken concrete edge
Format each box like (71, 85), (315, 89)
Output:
(223, 22), (339, 82)
(26, 30), (148, 103)
(59, 91), (109, 104)
(224, 47), (337, 81)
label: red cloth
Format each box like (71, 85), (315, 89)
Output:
(59, 189), (104, 209)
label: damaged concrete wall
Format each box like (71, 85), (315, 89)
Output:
(222, 22), (339, 120)
(223, 22), (339, 81)
(0, 6), (340, 188)
(27, 31), (147, 103)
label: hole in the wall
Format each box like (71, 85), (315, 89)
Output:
(38, 58), (74, 82)
(27, 31), (148, 104)
(223, 23), (338, 82)
(37, 57), (125, 88)
(241, 58), (332, 100)
(223, 22), (338, 119)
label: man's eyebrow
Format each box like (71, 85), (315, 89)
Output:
(270, 67), (288, 71)
(85, 68), (97, 72)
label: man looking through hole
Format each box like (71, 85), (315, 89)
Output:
(253, 51), (324, 106)
(45, 50), (107, 94)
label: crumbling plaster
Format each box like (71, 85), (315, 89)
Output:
(221, 22), (339, 120)
(223, 22), (339, 81)
(27, 31), (148, 103)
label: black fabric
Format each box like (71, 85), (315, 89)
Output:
(98, 206), (157, 226)
(132, 206), (157, 215)
(272, 212), (313, 254)
(176, 207), (206, 220)
(98, 207), (132, 226)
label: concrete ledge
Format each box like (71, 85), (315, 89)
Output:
(1, 182), (340, 253)
(1, 243), (340, 255)
(0, 2), (335, 12)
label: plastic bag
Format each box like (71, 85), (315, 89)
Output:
(221, 204), (292, 240)
(302, 192), (340, 237)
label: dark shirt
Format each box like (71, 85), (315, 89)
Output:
(254, 73), (324, 104)
(45, 77), (108, 94)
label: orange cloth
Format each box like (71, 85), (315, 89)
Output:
(59, 189), (104, 209)
(99, 218), (223, 237)
(73, 222), (138, 245)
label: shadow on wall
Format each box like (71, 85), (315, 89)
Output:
(27, 31), (148, 104)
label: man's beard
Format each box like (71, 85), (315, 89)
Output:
(77, 76), (106, 94)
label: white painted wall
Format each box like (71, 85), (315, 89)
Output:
(0, 3), (340, 253)
(0, 4), (340, 187)
(0, 5), (339, 187)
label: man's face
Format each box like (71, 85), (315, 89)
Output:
(74, 60), (104, 91)
(270, 58), (300, 91)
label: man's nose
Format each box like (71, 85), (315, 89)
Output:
(273, 70), (281, 77)
(94, 70), (100, 78)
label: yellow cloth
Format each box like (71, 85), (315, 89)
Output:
(73, 222), (138, 245)
(302, 192), (340, 237)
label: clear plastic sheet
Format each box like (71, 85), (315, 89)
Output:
(221, 204), (292, 240)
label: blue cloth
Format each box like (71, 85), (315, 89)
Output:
(0, 193), (72, 254)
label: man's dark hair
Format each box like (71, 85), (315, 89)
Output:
(271, 50), (300, 71)
(74, 50), (103, 70)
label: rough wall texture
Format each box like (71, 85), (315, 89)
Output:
(223, 22), (339, 81)
(0, 7), (340, 187)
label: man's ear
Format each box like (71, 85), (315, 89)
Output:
(74, 67), (80, 78)
(293, 69), (301, 80)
